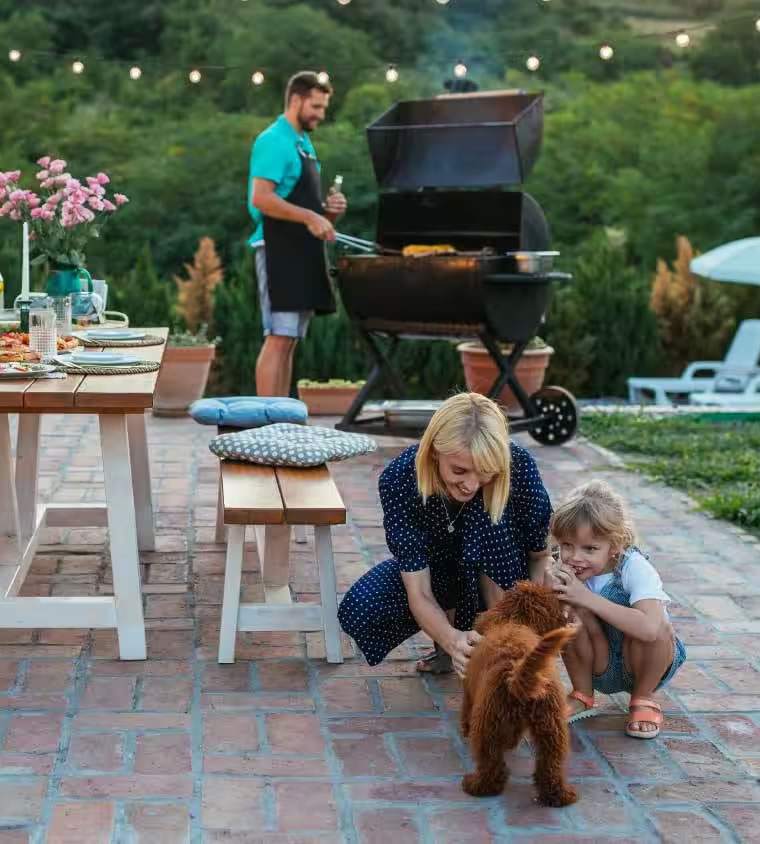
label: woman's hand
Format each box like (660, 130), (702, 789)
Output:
(550, 564), (590, 608)
(447, 629), (483, 679)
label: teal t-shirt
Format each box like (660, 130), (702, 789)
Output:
(247, 114), (320, 247)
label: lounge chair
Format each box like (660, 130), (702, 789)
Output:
(627, 319), (760, 406)
(689, 373), (760, 408)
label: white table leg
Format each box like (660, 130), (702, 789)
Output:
(294, 524), (307, 544)
(126, 412), (155, 552)
(15, 414), (40, 542)
(315, 525), (342, 664)
(218, 524), (245, 663)
(215, 476), (226, 543)
(0, 414), (21, 553)
(100, 414), (146, 660)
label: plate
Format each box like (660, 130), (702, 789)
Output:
(78, 330), (146, 341)
(0, 363), (56, 379)
(66, 352), (143, 366)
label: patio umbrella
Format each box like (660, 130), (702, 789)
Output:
(690, 237), (760, 286)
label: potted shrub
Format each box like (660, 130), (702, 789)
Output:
(457, 337), (554, 414)
(152, 237), (221, 417)
(296, 378), (366, 416)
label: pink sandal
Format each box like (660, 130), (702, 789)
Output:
(626, 698), (663, 739)
(566, 690), (599, 724)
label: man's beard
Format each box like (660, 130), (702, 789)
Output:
(298, 111), (316, 133)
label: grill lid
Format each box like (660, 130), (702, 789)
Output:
(366, 90), (544, 190)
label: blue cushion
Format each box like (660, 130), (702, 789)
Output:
(189, 396), (308, 428)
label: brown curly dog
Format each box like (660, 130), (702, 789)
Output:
(461, 580), (579, 806)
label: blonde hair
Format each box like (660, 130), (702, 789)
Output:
(550, 479), (637, 554)
(416, 393), (510, 524)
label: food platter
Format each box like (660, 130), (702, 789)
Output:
(0, 362), (57, 379)
(0, 332), (80, 363)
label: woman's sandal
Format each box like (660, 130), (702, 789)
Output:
(566, 690), (599, 724)
(626, 698), (663, 739)
(415, 644), (453, 675)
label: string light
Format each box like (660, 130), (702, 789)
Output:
(599, 43), (614, 61)
(8, 49), (21, 62)
(72, 60), (84, 74)
(454, 60), (467, 78)
(526, 55), (540, 72)
(756, 17), (760, 31)
(189, 69), (201, 83)
(435, 0), (451, 5)
(251, 70), (264, 85)
(336, 0), (352, 5)
(317, 70), (330, 85)
(129, 66), (142, 80)
(675, 30), (691, 48)
(385, 64), (399, 82)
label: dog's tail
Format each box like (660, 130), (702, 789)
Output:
(508, 627), (577, 699)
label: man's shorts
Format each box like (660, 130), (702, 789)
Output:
(255, 247), (313, 339)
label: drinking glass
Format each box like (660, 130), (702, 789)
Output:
(51, 295), (72, 336)
(29, 308), (57, 362)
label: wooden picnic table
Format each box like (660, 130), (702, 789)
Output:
(0, 328), (168, 660)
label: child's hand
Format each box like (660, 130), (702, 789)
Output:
(551, 564), (589, 607)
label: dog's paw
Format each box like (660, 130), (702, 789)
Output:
(462, 772), (506, 797)
(536, 784), (579, 807)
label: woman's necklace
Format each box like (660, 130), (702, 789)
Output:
(441, 496), (466, 534)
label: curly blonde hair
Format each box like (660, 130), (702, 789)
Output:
(550, 479), (637, 554)
(416, 393), (510, 524)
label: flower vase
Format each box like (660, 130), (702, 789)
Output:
(45, 263), (92, 335)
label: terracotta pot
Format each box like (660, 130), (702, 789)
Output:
(297, 385), (362, 416)
(152, 344), (216, 418)
(457, 342), (554, 414)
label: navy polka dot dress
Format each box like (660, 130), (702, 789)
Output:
(338, 442), (553, 666)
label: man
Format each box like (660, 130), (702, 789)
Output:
(248, 70), (347, 397)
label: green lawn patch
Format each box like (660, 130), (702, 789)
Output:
(580, 412), (760, 531)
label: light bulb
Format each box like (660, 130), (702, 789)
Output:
(189, 69), (202, 83)
(251, 71), (264, 85)
(454, 61), (467, 78)
(526, 55), (540, 72)
(435, 0), (451, 5)
(337, 0), (352, 5)
(755, 17), (760, 32)
(72, 60), (85, 74)
(317, 70), (330, 85)
(599, 43), (614, 61)
(385, 65), (399, 83)
(129, 66), (142, 80)
(8, 49), (21, 62)
(675, 31), (690, 48)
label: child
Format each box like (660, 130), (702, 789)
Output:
(338, 392), (554, 679)
(549, 480), (686, 739)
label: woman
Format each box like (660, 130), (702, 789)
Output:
(338, 393), (554, 678)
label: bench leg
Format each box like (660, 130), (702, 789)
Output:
(215, 477), (226, 543)
(315, 525), (343, 664)
(218, 524), (245, 663)
(254, 524), (292, 604)
(294, 524), (308, 544)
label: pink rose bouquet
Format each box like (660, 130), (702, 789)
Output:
(0, 157), (129, 268)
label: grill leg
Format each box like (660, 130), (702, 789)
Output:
(478, 332), (537, 416)
(338, 332), (404, 429)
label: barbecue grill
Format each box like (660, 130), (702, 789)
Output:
(334, 90), (577, 445)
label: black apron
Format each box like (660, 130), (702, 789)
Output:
(262, 147), (336, 314)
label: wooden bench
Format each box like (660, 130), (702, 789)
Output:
(218, 461), (346, 664)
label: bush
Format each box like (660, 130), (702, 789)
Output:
(543, 230), (660, 397)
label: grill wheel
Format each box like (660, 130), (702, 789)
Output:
(527, 386), (578, 446)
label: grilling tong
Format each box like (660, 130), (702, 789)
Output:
(335, 233), (401, 255)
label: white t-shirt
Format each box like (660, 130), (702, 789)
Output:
(585, 548), (670, 613)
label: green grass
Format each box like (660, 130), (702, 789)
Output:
(580, 412), (760, 531)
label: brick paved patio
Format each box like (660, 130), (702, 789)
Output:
(0, 412), (759, 842)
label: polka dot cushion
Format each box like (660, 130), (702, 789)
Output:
(209, 423), (377, 467)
